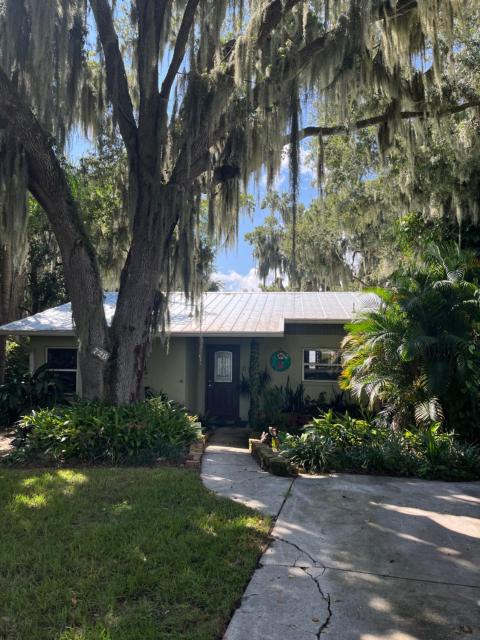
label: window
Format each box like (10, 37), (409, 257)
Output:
(46, 348), (78, 393)
(214, 350), (233, 383)
(303, 348), (341, 381)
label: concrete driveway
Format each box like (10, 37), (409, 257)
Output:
(202, 430), (480, 640)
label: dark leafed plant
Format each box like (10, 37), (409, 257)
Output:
(0, 364), (67, 426)
(341, 244), (480, 441)
(247, 339), (261, 429)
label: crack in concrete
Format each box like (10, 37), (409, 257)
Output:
(263, 533), (480, 591)
(249, 562), (332, 638)
(259, 530), (332, 638)
(270, 535), (319, 566)
(320, 565), (480, 590)
(307, 569), (332, 638)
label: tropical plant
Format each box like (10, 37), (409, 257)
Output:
(250, 378), (327, 430)
(0, 364), (67, 426)
(4, 339), (30, 381)
(341, 244), (480, 441)
(9, 398), (200, 464)
(280, 411), (480, 480)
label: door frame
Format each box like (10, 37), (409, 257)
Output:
(205, 344), (240, 423)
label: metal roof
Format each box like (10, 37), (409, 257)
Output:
(0, 291), (377, 337)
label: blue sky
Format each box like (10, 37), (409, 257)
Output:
(69, 134), (317, 291)
(213, 153), (318, 289)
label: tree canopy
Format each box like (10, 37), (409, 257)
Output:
(0, 0), (477, 402)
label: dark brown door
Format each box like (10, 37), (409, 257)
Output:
(205, 345), (240, 422)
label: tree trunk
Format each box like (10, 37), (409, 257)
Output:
(105, 181), (178, 404)
(0, 69), (109, 399)
(0, 245), (14, 383)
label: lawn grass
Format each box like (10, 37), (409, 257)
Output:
(0, 467), (270, 640)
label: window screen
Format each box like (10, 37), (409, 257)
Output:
(46, 348), (78, 393)
(303, 349), (341, 381)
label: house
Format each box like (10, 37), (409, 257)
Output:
(0, 291), (374, 422)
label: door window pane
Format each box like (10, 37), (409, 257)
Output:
(214, 351), (233, 383)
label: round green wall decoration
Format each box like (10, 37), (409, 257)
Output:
(270, 350), (291, 372)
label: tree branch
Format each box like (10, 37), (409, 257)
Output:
(89, 0), (138, 158)
(169, 0), (308, 183)
(0, 65), (109, 397)
(298, 101), (480, 140)
(171, 0), (461, 184)
(135, 0), (172, 169)
(159, 0), (200, 102)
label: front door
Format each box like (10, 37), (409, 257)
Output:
(205, 345), (240, 422)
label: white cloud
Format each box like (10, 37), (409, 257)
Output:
(212, 268), (275, 292)
(300, 146), (316, 179)
(260, 142), (316, 189)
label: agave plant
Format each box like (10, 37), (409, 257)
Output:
(341, 243), (480, 439)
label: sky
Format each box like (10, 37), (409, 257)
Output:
(212, 148), (318, 290)
(69, 133), (319, 292)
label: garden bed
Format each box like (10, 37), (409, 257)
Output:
(279, 411), (480, 481)
(249, 438), (295, 477)
(4, 398), (201, 466)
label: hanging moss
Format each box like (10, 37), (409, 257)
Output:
(289, 79), (300, 285)
(0, 0), (471, 333)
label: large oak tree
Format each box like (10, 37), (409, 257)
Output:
(0, 0), (474, 403)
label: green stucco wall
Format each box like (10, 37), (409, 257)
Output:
(28, 324), (345, 421)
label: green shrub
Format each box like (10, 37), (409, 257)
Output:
(5, 339), (30, 380)
(280, 412), (480, 481)
(9, 398), (201, 464)
(341, 244), (480, 442)
(0, 364), (67, 426)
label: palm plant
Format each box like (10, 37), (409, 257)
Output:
(341, 244), (480, 439)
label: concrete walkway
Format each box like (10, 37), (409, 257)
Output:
(201, 428), (480, 640)
(201, 427), (293, 516)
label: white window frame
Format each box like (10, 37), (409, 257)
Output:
(45, 346), (79, 394)
(302, 347), (342, 383)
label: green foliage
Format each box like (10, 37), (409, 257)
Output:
(0, 364), (67, 426)
(9, 398), (201, 464)
(26, 199), (67, 314)
(4, 339), (29, 381)
(246, 7), (480, 293)
(281, 412), (480, 481)
(74, 132), (131, 290)
(255, 379), (327, 430)
(247, 339), (261, 429)
(239, 368), (271, 398)
(341, 243), (480, 441)
(245, 129), (400, 291)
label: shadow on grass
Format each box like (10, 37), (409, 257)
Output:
(0, 467), (270, 640)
